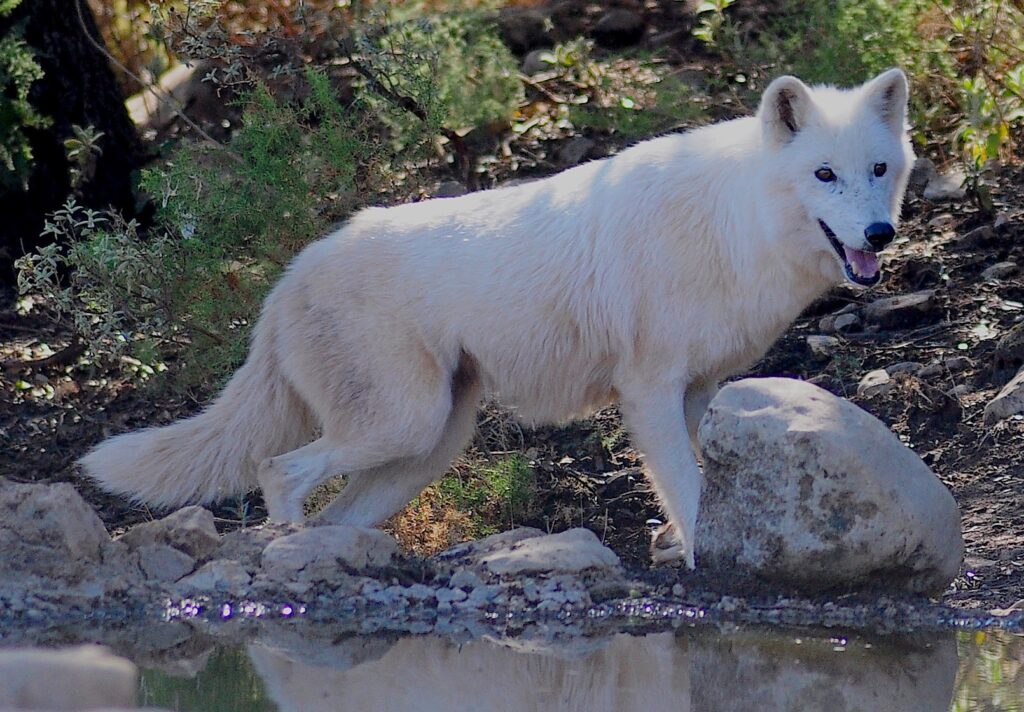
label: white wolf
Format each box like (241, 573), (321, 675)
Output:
(82, 69), (914, 567)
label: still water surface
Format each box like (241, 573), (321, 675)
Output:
(138, 626), (1023, 712)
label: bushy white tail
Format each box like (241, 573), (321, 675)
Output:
(80, 325), (313, 509)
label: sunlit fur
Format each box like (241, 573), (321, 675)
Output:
(81, 69), (914, 568)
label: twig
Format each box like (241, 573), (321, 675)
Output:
(73, 0), (243, 163)
(3, 338), (86, 373)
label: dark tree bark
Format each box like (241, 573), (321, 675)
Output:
(0, 0), (141, 283)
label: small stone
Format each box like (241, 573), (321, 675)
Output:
(404, 583), (436, 601)
(521, 48), (553, 75)
(885, 361), (923, 376)
(927, 213), (955, 230)
(556, 136), (597, 167)
(982, 261), (1018, 281)
(923, 169), (967, 201)
(945, 384), (971, 399)
(919, 356), (971, 379)
(908, 156), (937, 191)
(436, 587), (468, 604)
(994, 322), (1024, 375)
(497, 8), (550, 54)
(953, 224), (996, 249)
(807, 335), (840, 358)
(522, 578), (541, 603)
(857, 369), (893, 398)
(449, 569), (482, 591)
(138, 544), (195, 582)
(177, 559), (251, 592)
(863, 290), (937, 329)
(984, 367), (1024, 424)
(478, 529), (620, 576)
(671, 583), (684, 597)
(435, 180), (467, 198)
(261, 526), (398, 581)
(819, 312), (861, 334)
(591, 9), (645, 49)
(119, 506), (220, 561)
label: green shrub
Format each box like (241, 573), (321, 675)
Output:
(17, 70), (369, 387)
(0, 0), (49, 190)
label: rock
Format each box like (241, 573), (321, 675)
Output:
(927, 212), (955, 230)
(435, 180), (467, 198)
(119, 506), (219, 561)
(819, 312), (860, 334)
(138, 544), (195, 583)
(591, 9), (645, 48)
(556, 136), (597, 167)
(982, 261), (1018, 281)
(952, 224), (997, 249)
(857, 369), (893, 398)
(696, 378), (964, 594)
(885, 361), (923, 376)
(922, 168), (967, 201)
(0, 482), (109, 582)
(806, 335), (839, 358)
(863, 290), (936, 329)
(0, 645), (137, 710)
(983, 367), (1024, 424)
(918, 356), (971, 379)
(177, 559), (251, 592)
(477, 528), (620, 576)
(945, 384), (972, 399)
(436, 527), (545, 563)
(261, 526), (398, 581)
(449, 569), (483, 591)
(497, 8), (551, 54)
(521, 48), (553, 75)
(907, 156), (937, 192)
(993, 321), (1024, 375)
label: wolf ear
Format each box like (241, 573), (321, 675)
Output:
(758, 75), (816, 147)
(863, 68), (909, 134)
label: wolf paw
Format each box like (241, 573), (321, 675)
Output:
(650, 522), (696, 569)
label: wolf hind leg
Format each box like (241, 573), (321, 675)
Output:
(312, 358), (482, 527)
(258, 361), (462, 523)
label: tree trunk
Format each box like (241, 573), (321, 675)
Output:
(0, 0), (141, 283)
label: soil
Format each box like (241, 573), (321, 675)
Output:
(2, 0), (1023, 614)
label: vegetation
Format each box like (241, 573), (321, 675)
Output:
(0, 0), (48, 190)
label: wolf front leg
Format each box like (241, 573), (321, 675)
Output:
(619, 383), (704, 569)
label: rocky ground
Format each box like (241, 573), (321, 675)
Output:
(2, 0), (1024, 618)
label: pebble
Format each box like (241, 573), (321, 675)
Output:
(858, 369), (894, 398)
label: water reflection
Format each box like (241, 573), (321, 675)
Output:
(137, 626), (1024, 712)
(250, 627), (954, 712)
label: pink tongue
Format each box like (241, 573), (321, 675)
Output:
(843, 246), (879, 276)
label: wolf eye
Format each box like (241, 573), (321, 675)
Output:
(873, 162), (887, 177)
(815, 167), (836, 182)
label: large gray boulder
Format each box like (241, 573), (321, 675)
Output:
(696, 378), (963, 595)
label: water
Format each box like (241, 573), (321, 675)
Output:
(133, 626), (1023, 711)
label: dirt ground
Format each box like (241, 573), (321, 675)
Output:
(2, 0), (1023, 613)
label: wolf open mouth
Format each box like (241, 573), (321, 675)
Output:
(818, 220), (881, 287)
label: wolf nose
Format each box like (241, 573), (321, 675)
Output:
(864, 222), (895, 250)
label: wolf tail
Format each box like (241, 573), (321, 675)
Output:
(80, 313), (314, 509)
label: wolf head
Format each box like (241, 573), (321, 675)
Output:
(757, 68), (915, 287)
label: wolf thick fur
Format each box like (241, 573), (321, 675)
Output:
(82, 69), (914, 567)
